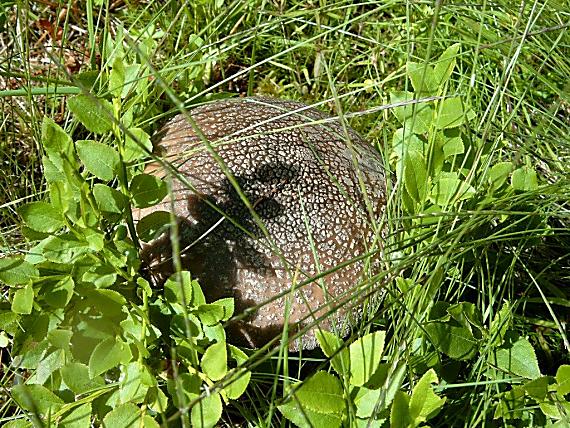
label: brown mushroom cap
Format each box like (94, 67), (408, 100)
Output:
(136, 97), (387, 350)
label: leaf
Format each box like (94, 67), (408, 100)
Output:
(191, 392), (223, 428)
(409, 369), (446, 423)
(124, 128), (152, 162)
(67, 95), (114, 134)
(407, 62), (438, 94)
(12, 384), (64, 416)
(353, 386), (381, 418)
(28, 348), (65, 385)
(390, 91), (434, 134)
(102, 403), (141, 428)
(165, 271), (205, 307)
(391, 128), (425, 162)
(130, 173), (168, 208)
(425, 321), (478, 360)
(93, 184), (127, 217)
(109, 57), (125, 98)
(119, 361), (153, 404)
(556, 365), (570, 395)
(316, 330), (350, 376)
(491, 336), (541, 379)
(433, 44), (460, 87)
(524, 376), (549, 401)
(488, 162), (513, 191)
(12, 283), (33, 315)
(390, 390), (411, 428)
(41, 117), (75, 169)
(88, 337), (130, 378)
(293, 371), (345, 414)
(201, 342), (227, 381)
(404, 149), (428, 203)
(430, 174), (475, 206)
(436, 97), (465, 129)
(61, 363), (105, 395)
(511, 166), (538, 191)
(0, 256), (38, 286)
(43, 276), (74, 308)
(136, 211), (171, 242)
(18, 201), (64, 233)
(225, 345), (251, 400)
(59, 403), (92, 428)
(489, 302), (511, 347)
(442, 135), (464, 158)
(278, 400), (342, 428)
(76, 140), (119, 181)
(349, 331), (386, 386)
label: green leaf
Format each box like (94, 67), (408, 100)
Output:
(390, 91), (433, 134)
(488, 162), (513, 191)
(293, 371), (345, 414)
(489, 302), (511, 347)
(201, 342), (227, 381)
(76, 140), (119, 181)
(59, 403), (92, 428)
(424, 321), (478, 360)
(93, 184), (127, 217)
(12, 384), (64, 416)
(407, 62), (438, 94)
(409, 369), (446, 423)
(278, 400), (342, 428)
(433, 44), (460, 87)
(61, 363), (105, 394)
(136, 211), (171, 242)
(511, 166), (538, 191)
(349, 330), (386, 386)
(102, 403), (141, 428)
(0, 256), (38, 286)
(191, 392), (223, 428)
(524, 376), (549, 401)
(67, 95), (114, 134)
(391, 128), (425, 162)
(41, 117), (75, 169)
(430, 173), (475, 206)
(442, 135), (464, 158)
(556, 365), (570, 395)
(88, 337), (130, 378)
(390, 390), (411, 428)
(130, 173), (168, 208)
(28, 348), (66, 385)
(353, 386), (381, 418)
(316, 330), (350, 376)
(225, 345), (251, 400)
(124, 128), (152, 162)
(491, 336), (541, 379)
(43, 276), (74, 308)
(404, 149), (428, 204)
(12, 283), (33, 314)
(436, 97), (465, 129)
(165, 271), (205, 307)
(18, 201), (64, 233)
(212, 298), (234, 321)
(109, 57), (126, 98)
(119, 361), (153, 404)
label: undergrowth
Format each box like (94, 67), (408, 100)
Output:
(0, 1), (569, 427)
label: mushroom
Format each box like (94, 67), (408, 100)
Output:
(136, 97), (387, 350)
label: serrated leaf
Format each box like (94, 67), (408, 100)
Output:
(407, 62), (438, 94)
(88, 337), (130, 378)
(489, 302), (511, 347)
(225, 345), (251, 400)
(0, 256), (38, 286)
(28, 348), (65, 385)
(492, 336), (541, 379)
(556, 365), (570, 396)
(41, 117), (75, 169)
(124, 128), (152, 162)
(76, 140), (119, 181)
(12, 283), (33, 314)
(390, 390), (411, 428)
(349, 331), (386, 386)
(68, 95), (114, 134)
(524, 376), (549, 401)
(191, 392), (223, 428)
(391, 128), (425, 162)
(278, 400), (342, 428)
(436, 97), (465, 129)
(404, 149), (428, 203)
(294, 371), (344, 414)
(59, 402), (92, 428)
(130, 173), (168, 208)
(488, 162), (513, 191)
(430, 174), (475, 206)
(102, 403), (141, 428)
(390, 91), (433, 134)
(18, 201), (64, 233)
(434, 44), (460, 87)
(12, 384), (64, 416)
(409, 369), (446, 423)
(201, 342), (227, 381)
(93, 184), (127, 217)
(109, 57), (125, 98)
(511, 166), (538, 191)
(165, 271), (205, 307)
(316, 330), (350, 376)
(442, 135), (464, 158)
(425, 321), (478, 360)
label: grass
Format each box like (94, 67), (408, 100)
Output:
(1, 0), (569, 427)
